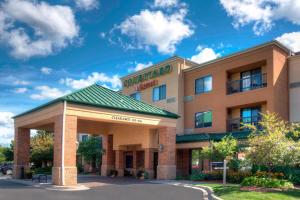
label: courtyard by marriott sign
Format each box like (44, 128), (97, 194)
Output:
(123, 65), (172, 88)
(111, 115), (143, 123)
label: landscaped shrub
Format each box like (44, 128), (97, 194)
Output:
(189, 171), (206, 181)
(241, 176), (294, 189)
(33, 166), (52, 175)
(227, 171), (252, 183)
(204, 170), (223, 180)
(255, 171), (285, 179)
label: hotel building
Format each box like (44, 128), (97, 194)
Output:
(12, 41), (299, 186)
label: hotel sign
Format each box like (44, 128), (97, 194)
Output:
(111, 115), (143, 123)
(123, 65), (172, 88)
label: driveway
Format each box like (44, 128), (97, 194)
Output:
(0, 177), (204, 200)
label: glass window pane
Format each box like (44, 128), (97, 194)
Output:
(203, 111), (212, 127)
(195, 112), (204, 128)
(241, 108), (252, 123)
(153, 87), (160, 101)
(195, 79), (204, 94)
(135, 92), (141, 101)
(204, 76), (212, 92)
(241, 71), (251, 91)
(160, 85), (166, 100)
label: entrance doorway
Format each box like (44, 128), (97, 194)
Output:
(124, 152), (133, 176)
(153, 152), (158, 178)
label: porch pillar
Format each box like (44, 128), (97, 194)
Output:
(52, 115), (78, 186)
(132, 150), (137, 176)
(13, 127), (30, 179)
(101, 134), (114, 176)
(144, 148), (154, 179)
(115, 150), (124, 176)
(157, 127), (176, 179)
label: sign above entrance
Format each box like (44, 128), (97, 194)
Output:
(123, 65), (172, 88)
(111, 115), (143, 123)
(135, 80), (158, 91)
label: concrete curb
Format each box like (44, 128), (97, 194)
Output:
(195, 185), (223, 200)
(148, 180), (209, 200)
(7, 178), (90, 191)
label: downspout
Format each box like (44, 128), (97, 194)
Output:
(61, 101), (67, 185)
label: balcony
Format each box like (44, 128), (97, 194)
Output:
(227, 73), (267, 94)
(227, 116), (261, 132)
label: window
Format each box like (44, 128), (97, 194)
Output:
(81, 135), (88, 142)
(153, 84), (166, 101)
(195, 75), (212, 94)
(130, 92), (141, 101)
(195, 111), (212, 128)
(241, 107), (261, 125)
(241, 68), (262, 91)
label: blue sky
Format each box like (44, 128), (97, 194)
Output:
(0, 0), (300, 145)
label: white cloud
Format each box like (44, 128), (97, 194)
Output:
(116, 8), (193, 54)
(154, 0), (178, 8)
(128, 62), (153, 72)
(60, 72), (122, 90)
(220, 0), (300, 35)
(30, 86), (70, 100)
(0, 0), (79, 59)
(75, 0), (99, 10)
(40, 67), (52, 75)
(13, 80), (30, 86)
(276, 32), (300, 52)
(0, 112), (14, 145)
(190, 46), (220, 64)
(14, 87), (28, 94)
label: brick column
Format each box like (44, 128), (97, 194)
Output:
(144, 148), (154, 179)
(13, 127), (30, 179)
(101, 134), (114, 176)
(203, 159), (211, 172)
(115, 150), (124, 176)
(53, 115), (77, 186)
(132, 150), (137, 176)
(157, 127), (176, 179)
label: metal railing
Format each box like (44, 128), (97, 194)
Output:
(227, 73), (267, 94)
(227, 116), (261, 132)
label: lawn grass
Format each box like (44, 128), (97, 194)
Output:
(196, 183), (300, 200)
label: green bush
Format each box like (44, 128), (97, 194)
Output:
(241, 176), (294, 189)
(33, 166), (52, 175)
(189, 171), (206, 181)
(227, 171), (252, 183)
(205, 170), (223, 180)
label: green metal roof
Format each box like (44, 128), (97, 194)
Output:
(14, 84), (179, 119)
(176, 130), (251, 143)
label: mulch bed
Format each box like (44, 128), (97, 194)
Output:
(240, 186), (288, 192)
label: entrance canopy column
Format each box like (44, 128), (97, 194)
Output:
(52, 115), (78, 186)
(13, 127), (30, 179)
(101, 134), (114, 176)
(157, 127), (176, 179)
(115, 150), (125, 176)
(144, 148), (154, 179)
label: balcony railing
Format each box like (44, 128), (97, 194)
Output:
(227, 73), (267, 94)
(227, 116), (261, 132)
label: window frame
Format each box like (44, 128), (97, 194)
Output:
(195, 75), (212, 95)
(195, 110), (213, 128)
(152, 84), (167, 102)
(130, 92), (141, 101)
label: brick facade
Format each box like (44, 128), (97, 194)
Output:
(101, 134), (115, 176)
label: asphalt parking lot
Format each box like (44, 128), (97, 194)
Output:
(0, 177), (204, 200)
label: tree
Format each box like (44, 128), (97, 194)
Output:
(199, 135), (238, 184)
(0, 146), (6, 163)
(77, 136), (102, 168)
(244, 112), (300, 174)
(3, 141), (14, 161)
(212, 135), (238, 184)
(30, 130), (53, 167)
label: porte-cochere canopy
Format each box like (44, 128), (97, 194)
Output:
(13, 84), (179, 186)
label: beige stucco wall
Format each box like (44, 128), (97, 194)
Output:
(289, 55), (300, 122)
(121, 58), (195, 134)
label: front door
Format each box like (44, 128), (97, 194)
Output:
(153, 152), (158, 179)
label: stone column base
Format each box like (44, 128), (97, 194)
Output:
(116, 169), (124, 177)
(52, 167), (77, 186)
(13, 165), (30, 179)
(157, 165), (176, 180)
(101, 164), (114, 176)
(145, 169), (154, 179)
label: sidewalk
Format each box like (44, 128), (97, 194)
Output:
(148, 180), (222, 200)
(2, 176), (90, 191)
